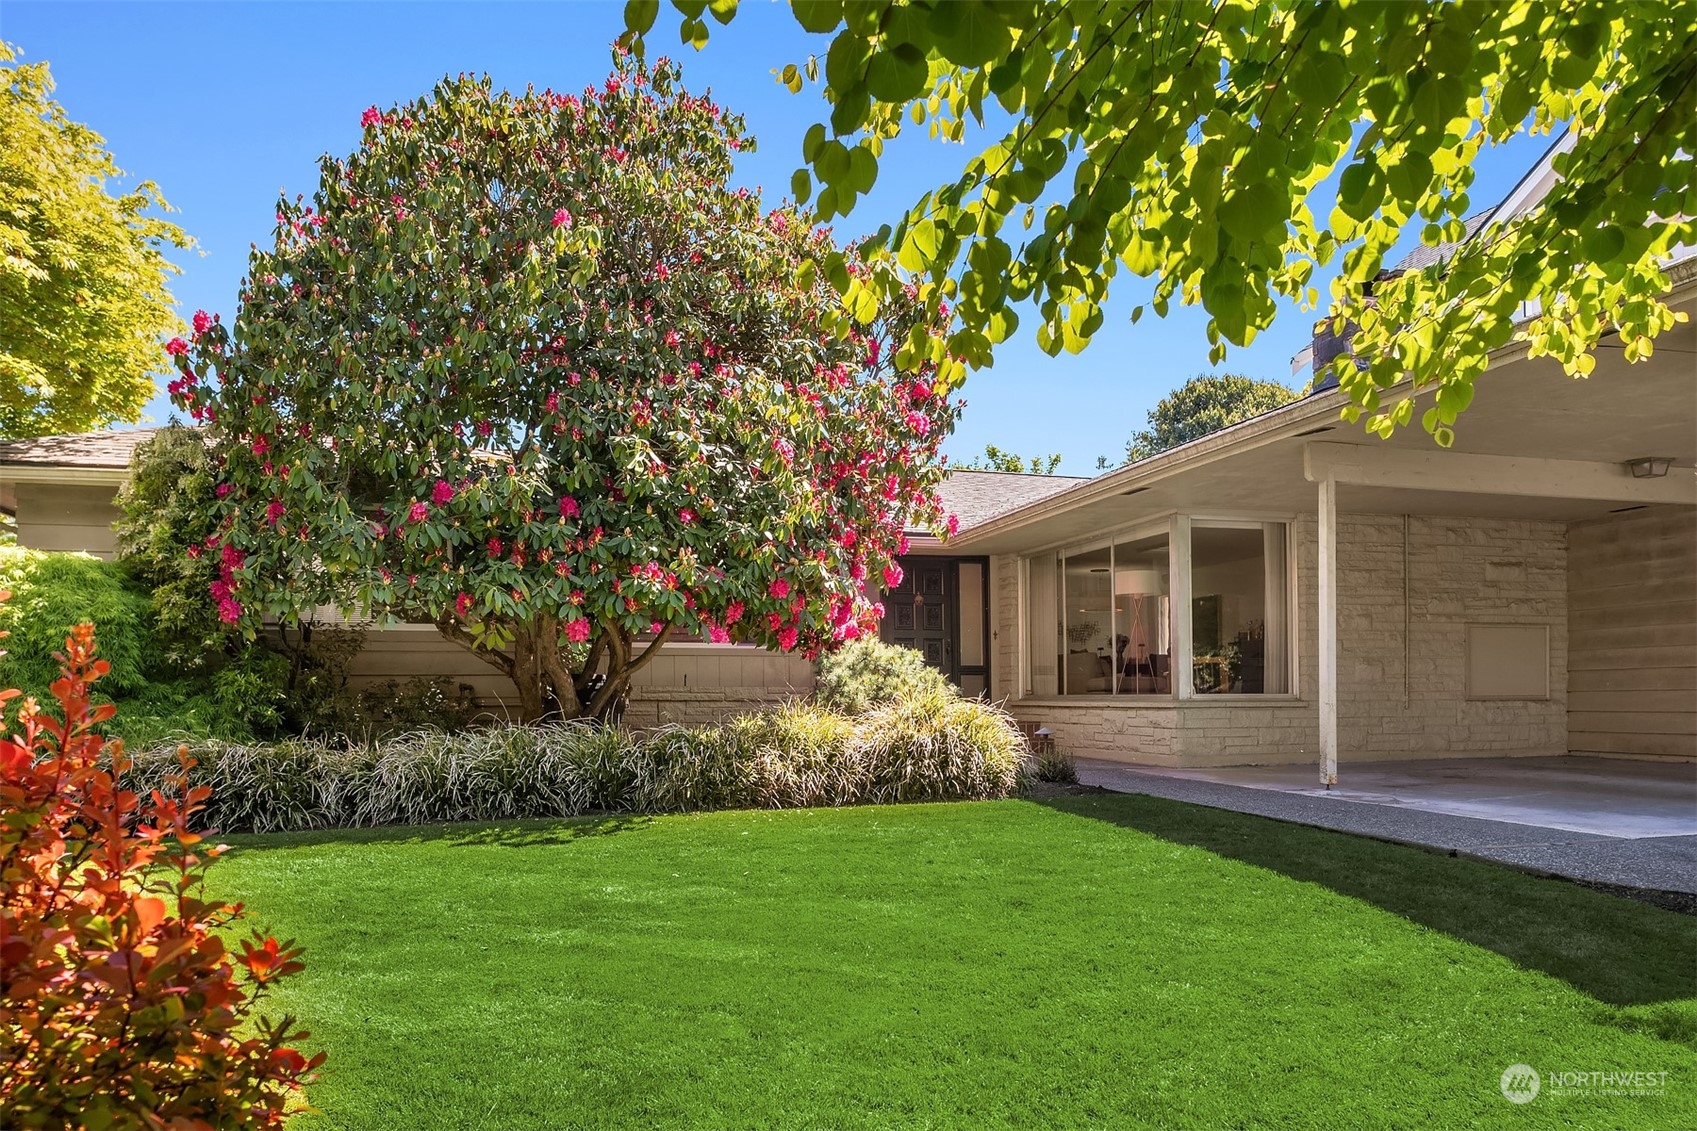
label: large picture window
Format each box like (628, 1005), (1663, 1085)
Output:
(1189, 522), (1288, 695)
(1022, 517), (1289, 700)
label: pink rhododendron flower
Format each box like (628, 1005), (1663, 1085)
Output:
(884, 563), (904, 588)
(265, 500), (286, 526)
(432, 479), (455, 505)
(409, 501), (429, 524)
(553, 208), (573, 229)
(777, 625), (799, 651)
(455, 592), (473, 618)
(215, 483), (232, 498)
(769, 577), (790, 599)
(678, 507), (696, 524)
(563, 618), (591, 643)
(217, 597), (243, 624)
(164, 337), (189, 356)
(724, 600), (744, 624)
(361, 106), (382, 128)
(905, 411), (931, 437)
(192, 310), (212, 336)
(708, 624), (730, 644)
(545, 390), (560, 413)
(946, 514), (960, 537)
(559, 496), (580, 519)
(251, 436), (270, 457)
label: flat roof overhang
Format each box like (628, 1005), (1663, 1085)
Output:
(950, 285), (1697, 555)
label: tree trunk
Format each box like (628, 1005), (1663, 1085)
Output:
(434, 615), (675, 725)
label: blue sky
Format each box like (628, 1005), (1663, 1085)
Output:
(6, 1), (1550, 475)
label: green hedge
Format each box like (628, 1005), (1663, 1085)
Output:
(123, 695), (1025, 833)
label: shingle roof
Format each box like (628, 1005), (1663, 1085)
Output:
(0, 428), (164, 469)
(0, 430), (1092, 535)
(1387, 210), (1495, 275)
(930, 469), (1092, 533)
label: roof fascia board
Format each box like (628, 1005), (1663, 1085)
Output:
(0, 466), (129, 486)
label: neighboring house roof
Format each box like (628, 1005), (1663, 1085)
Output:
(930, 469), (1093, 534)
(0, 427), (162, 470)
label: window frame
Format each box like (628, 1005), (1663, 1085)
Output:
(1017, 511), (1300, 705)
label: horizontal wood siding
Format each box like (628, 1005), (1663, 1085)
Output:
(13, 482), (122, 559)
(344, 626), (814, 727)
(1567, 506), (1697, 759)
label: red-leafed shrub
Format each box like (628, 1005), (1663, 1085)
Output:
(0, 600), (322, 1129)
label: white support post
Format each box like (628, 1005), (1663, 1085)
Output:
(1171, 515), (1193, 700)
(1317, 474), (1338, 788)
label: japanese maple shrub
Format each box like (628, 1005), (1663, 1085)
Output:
(168, 51), (957, 722)
(0, 609), (321, 1128)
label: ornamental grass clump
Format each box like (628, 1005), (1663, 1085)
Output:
(124, 694), (1022, 832)
(855, 690), (1024, 804)
(728, 701), (862, 809)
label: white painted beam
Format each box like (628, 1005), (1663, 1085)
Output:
(1303, 442), (1697, 505)
(1317, 475), (1338, 788)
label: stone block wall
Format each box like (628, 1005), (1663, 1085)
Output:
(1327, 512), (1568, 760)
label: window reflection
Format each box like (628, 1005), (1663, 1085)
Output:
(1190, 523), (1287, 694)
(1112, 532), (1170, 694)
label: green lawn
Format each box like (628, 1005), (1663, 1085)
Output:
(209, 793), (1697, 1130)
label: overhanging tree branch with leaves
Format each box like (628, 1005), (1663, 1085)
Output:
(626, 0), (1695, 445)
(169, 53), (956, 722)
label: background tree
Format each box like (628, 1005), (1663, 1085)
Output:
(0, 42), (190, 438)
(170, 53), (955, 723)
(1124, 374), (1297, 464)
(626, 2), (1695, 445)
(956, 443), (1061, 474)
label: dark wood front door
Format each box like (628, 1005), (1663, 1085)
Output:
(886, 559), (952, 672)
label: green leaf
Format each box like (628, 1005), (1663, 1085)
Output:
(824, 30), (870, 93)
(927, 0), (1011, 68)
(1581, 224), (1626, 265)
(814, 139), (851, 185)
(865, 43), (929, 102)
(1336, 160), (1382, 223)
(791, 0), (843, 34)
(847, 144), (878, 194)
(802, 122), (826, 162)
(791, 168), (812, 204)
(625, 0), (659, 35)
(1217, 182), (1285, 245)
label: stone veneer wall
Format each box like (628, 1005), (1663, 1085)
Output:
(1566, 506), (1697, 760)
(996, 512), (1569, 767)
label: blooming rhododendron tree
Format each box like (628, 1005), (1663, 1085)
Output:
(167, 52), (957, 721)
(0, 606), (321, 1127)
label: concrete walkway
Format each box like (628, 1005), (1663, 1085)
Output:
(1074, 756), (1697, 894)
